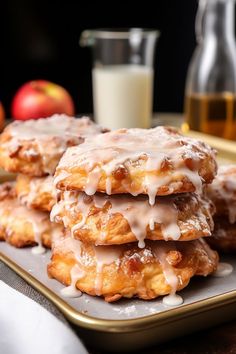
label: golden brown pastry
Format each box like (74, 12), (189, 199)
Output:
(16, 174), (56, 212)
(0, 181), (16, 241)
(0, 182), (63, 250)
(54, 126), (217, 204)
(207, 216), (236, 253)
(48, 236), (218, 302)
(0, 115), (107, 177)
(0, 181), (16, 200)
(51, 191), (215, 246)
(207, 164), (236, 223)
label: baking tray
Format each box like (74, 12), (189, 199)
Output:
(1, 131), (236, 352)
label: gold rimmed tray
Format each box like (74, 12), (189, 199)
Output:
(1, 245), (236, 351)
(1, 131), (236, 352)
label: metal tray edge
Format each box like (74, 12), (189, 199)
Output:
(1, 250), (236, 334)
(187, 130), (236, 161)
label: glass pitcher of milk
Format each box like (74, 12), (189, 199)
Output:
(80, 28), (159, 129)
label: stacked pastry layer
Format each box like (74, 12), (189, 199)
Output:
(0, 114), (105, 253)
(207, 165), (236, 252)
(49, 126), (219, 303)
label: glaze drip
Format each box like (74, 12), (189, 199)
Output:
(94, 246), (122, 295)
(54, 236), (122, 297)
(154, 243), (178, 292)
(0, 198), (50, 253)
(17, 175), (56, 209)
(51, 191), (183, 247)
(55, 126), (216, 203)
(153, 243), (184, 306)
(61, 264), (84, 297)
(213, 262), (233, 277)
(4, 115), (105, 174)
(51, 236), (217, 303)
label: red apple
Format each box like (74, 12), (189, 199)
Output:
(11, 80), (75, 120)
(0, 102), (5, 130)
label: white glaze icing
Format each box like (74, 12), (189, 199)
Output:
(153, 243), (179, 293)
(178, 168), (203, 195)
(153, 242), (184, 306)
(32, 245), (46, 255)
(51, 191), (182, 248)
(50, 202), (63, 223)
(53, 171), (71, 188)
(54, 236), (83, 257)
(162, 294), (183, 306)
(70, 193), (93, 232)
(112, 305), (137, 316)
(94, 246), (122, 295)
(53, 236), (122, 297)
(55, 236), (84, 297)
(60, 264), (84, 297)
(103, 195), (180, 247)
(9, 115), (94, 138)
(17, 175), (56, 209)
(52, 236), (215, 303)
(4, 115), (104, 175)
(213, 262), (233, 277)
(56, 126), (216, 203)
(51, 191), (213, 248)
(84, 167), (101, 196)
(51, 224), (65, 246)
(0, 198), (50, 253)
(105, 177), (112, 195)
(60, 286), (82, 298)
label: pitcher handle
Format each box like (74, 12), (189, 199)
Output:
(79, 30), (95, 47)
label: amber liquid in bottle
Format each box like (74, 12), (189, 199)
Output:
(184, 93), (236, 140)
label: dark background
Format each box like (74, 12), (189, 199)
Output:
(1, 0), (199, 117)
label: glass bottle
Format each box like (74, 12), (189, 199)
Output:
(183, 0), (236, 139)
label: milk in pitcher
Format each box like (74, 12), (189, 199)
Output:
(92, 65), (153, 129)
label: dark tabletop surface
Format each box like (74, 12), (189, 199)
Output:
(89, 321), (236, 354)
(90, 320), (236, 354)
(139, 321), (236, 354)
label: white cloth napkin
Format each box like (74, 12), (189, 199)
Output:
(0, 281), (88, 354)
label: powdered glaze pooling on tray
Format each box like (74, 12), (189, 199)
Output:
(213, 262), (233, 277)
(55, 126), (216, 205)
(3, 115), (105, 174)
(50, 191), (214, 248)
